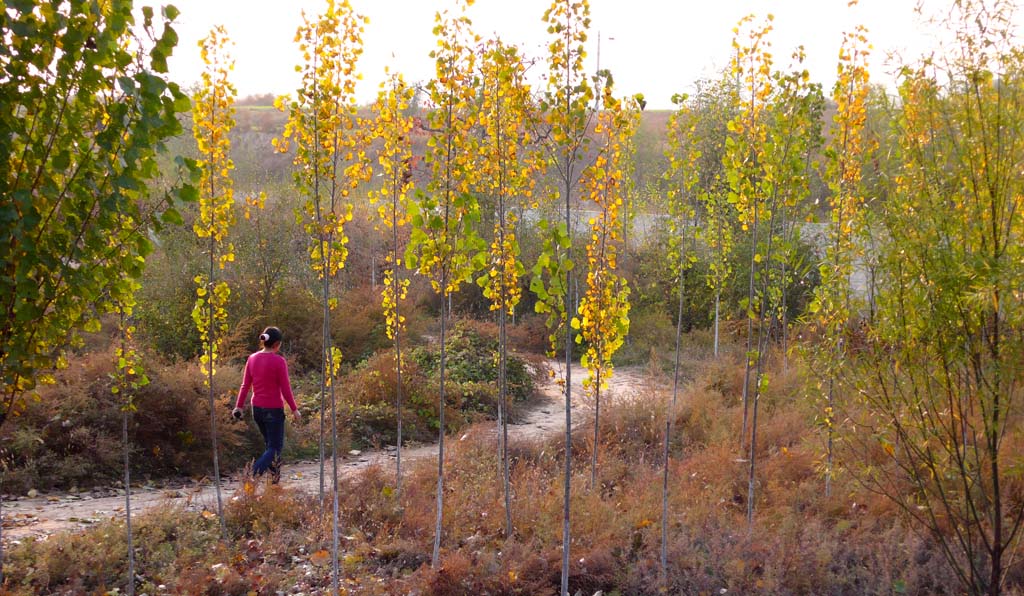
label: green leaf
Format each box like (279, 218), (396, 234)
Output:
(161, 207), (183, 225)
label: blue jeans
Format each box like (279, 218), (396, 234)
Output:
(252, 407), (285, 480)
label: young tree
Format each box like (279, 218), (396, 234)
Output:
(367, 70), (415, 493)
(661, 89), (702, 585)
(725, 14), (774, 457)
(533, 1), (595, 592)
(575, 79), (637, 489)
(274, 1), (369, 590)
(813, 24), (872, 498)
(745, 47), (823, 523)
(110, 272), (148, 596)
(405, 2), (485, 567)
(674, 78), (737, 357)
(0, 2), (192, 580)
(475, 38), (538, 538)
(191, 25), (237, 538)
(846, 2), (1024, 593)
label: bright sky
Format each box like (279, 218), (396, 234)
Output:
(159, 0), (1006, 109)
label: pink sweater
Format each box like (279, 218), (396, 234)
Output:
(235, 352), (297, 412)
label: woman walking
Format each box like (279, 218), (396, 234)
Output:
(233, 326), (301, 483)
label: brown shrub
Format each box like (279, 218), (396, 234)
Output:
(506, 313), (554, 356)
(701, 354), (747, 406)
(753, 406), (807, 458)
(225, 480), (313, 538)
(0, 346), (251, 492)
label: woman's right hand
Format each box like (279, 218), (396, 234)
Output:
(232, 407), (243, 420)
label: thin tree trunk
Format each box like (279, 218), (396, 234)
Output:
(561, 259), (573, 596)
(331, 365), (340, 596)
(432, 292), (448, 567)
(391, 165), (404, 496)
(988, 297), (1003, 596)
(590, 369), (601, 490)
(823, 334), (837, 498)
(560, 117), (574, 596)
(714, 292), (721, 357)
(740, 206), (759, 452)
(590, 200), (611, 491)
(208, 240), (226, 538)
(120, 309), (135, 596)
(559, 12), (578, 594)
(394, 277), (403, 496)
(747, 352), (764, 525)
(780, 216), (789, 373)
(661, 266), (686, 587)
(310, 63), (326, 509)
(319, 261), (328, 508)
(713, 200), (724, 358)
(123, 393), (134, 596)
(782, 294), (789, 371)
(747, 258), (776, 524)
(326, 103), (344, 596)
(493, 94), (513, 537)
(499, 304), (511, 537)
(432, 82), (458, 568)
(746, 195), (779, 525)
(497, 191), (512, 536)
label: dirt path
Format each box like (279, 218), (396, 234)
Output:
(2, 362), (654, 544)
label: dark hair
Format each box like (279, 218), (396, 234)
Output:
(259, 326), (283, 349)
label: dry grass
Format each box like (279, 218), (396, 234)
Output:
(6, 340), (1011, 595)
(0, 345), (251, 493)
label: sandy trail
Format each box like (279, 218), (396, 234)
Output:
(2, 361), (654, 544)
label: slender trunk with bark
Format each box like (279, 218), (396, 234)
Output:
(208, 239), (226, 538)
(497, 204), (512, 536)
(327, 104), (346, 596)
(496, 103), (512, 538)
(499, 304), (512, 537)
(560, 138), (574, 596)
(661, 266), (686, 587)
(561, 244), (573, 596)
(121, 310), (135, 596)
(432, 289), (448, 567)
(123, 396), (134, 596)
(740, 204), (760, 451)
(432, 93), (456, 569)
(319, 251), (328, 508)
(746, 197), (779, 525)
(714, 291), (721, 357)
(394, 214), (404, 495)
(558, 27), (575, 594)
(825, 362), (835, 498)
(780, 209), (790, 373)
(590, 369), (601, 489)
(713, 200), (724, 357)
(331, 361), (340, 596)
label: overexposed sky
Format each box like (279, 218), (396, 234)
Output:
(157, 0), (1008, 109)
